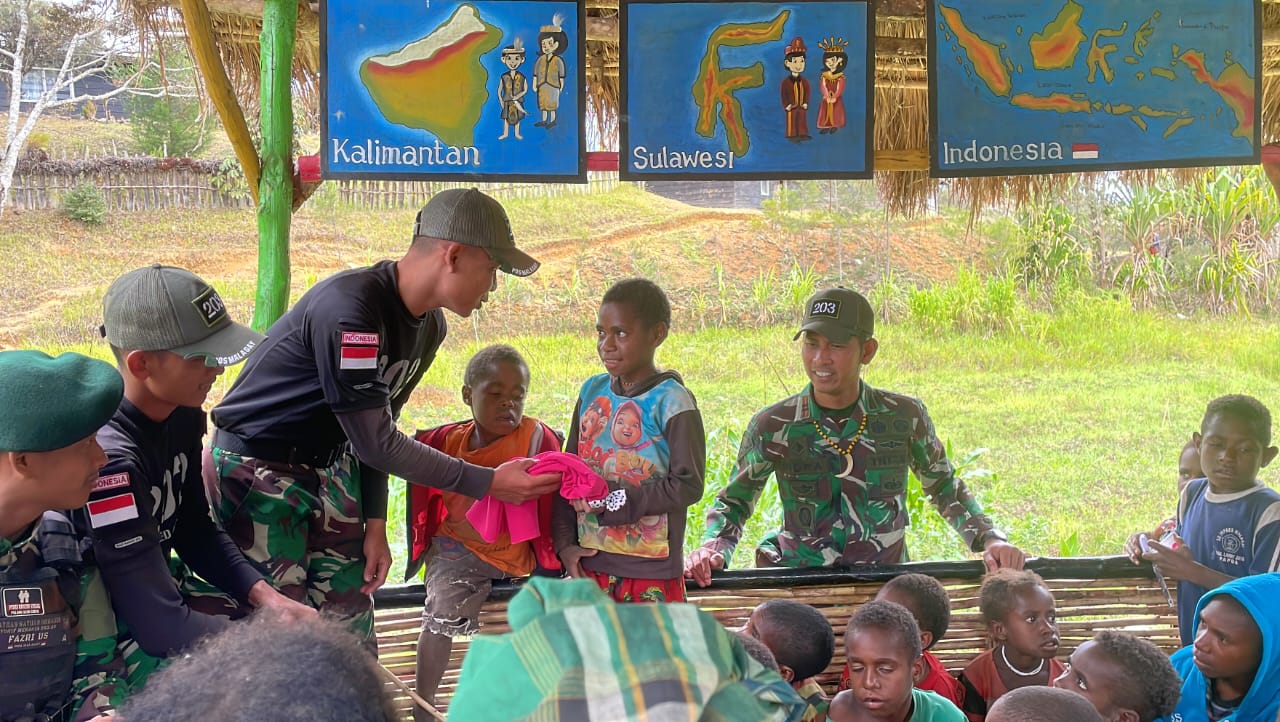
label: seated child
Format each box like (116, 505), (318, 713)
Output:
(552, 278), (706, 603)
(1159, 572), (1280, 722)
(1052, 630), (1181, 722)
(828, 600), (964, 722)
(743, 599), (836, 720)
(1128, 395), (1280, 646)
(957, 569), (1064, 721)
(404, 345), (562, 714)
(841, 573), (963, 706)
(986, 687), (1103, 722)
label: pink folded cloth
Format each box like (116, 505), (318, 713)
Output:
(465, 452), (609, 544)
(530, 451), (608, 501)
(466, 496), (540, 544)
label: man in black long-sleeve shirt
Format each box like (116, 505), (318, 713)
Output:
(72, 265), (314, 680)
(208, 189), (561, 644)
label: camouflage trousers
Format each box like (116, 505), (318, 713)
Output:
(206, 446), (375, 643)
(69, 560), (244, 720)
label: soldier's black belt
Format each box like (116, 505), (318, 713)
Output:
(212, 428), (348, 469)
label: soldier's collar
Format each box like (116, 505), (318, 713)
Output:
(799, 381), (885, 421)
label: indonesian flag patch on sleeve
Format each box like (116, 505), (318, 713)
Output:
(87, 492), (139, 528)
(339, 331), (380, 371)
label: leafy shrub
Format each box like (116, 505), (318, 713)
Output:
(211, 158), (251, 201)
(61, 181), (108, 224)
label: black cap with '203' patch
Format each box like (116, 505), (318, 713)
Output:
(793, 286), (875, 343)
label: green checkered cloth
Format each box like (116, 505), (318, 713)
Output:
(449, 578), (808, 721)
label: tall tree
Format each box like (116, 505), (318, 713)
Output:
(0, 0), (151, 216)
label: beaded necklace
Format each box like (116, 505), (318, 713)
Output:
(811, 412), (867, 456)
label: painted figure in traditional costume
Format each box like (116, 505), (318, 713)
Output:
(497, 38), (528, 140)
(781, 37), (811, 143)
(534, 14), (568, 129)
(817, 37), (848, 134)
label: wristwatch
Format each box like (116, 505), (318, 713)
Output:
(976, 529), (1009, 550)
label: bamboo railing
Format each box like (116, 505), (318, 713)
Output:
(370, 556), (1177, 719)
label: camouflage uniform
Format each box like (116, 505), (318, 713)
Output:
(206, 449), (373, 641)
(0, 513), (134, 722)
(68, 556), (242, 719)
(701, 382), (998, 567)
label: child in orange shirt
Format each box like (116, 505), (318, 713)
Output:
(405, 345), (561, 715)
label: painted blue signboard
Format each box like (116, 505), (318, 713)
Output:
(321, 0), (585, 181)
(620, 0), (873, 181)
(928, 0), (1261, 177)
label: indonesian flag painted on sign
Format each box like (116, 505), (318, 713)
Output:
(88, 493), (139, 528)
(340, 345), (378, 370)
(1072, 143), (1099, 160)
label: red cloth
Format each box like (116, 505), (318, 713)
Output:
(839, 651), (963, 706)
(405, 421), (562, 580)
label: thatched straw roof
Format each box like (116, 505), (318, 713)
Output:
(129, 0), (1280, 215)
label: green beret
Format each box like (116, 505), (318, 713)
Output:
(0, 351), (123, 452)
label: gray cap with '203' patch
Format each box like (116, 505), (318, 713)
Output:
(102, 264), (264, 367)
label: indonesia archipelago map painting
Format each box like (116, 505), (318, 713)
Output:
(928, 0), (1260, 177)
(321, 0), (585, 181)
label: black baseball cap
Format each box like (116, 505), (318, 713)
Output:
(793, 287), (875, 343)
(414, 188), (540, 277)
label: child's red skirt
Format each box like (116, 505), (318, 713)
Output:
(585, 570), (686, 603)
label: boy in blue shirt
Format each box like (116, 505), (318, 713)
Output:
(1128, 395), (1280, 645)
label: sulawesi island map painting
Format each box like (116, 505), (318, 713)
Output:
(620, 0), (874, 181)
(928, 0), (1260, 177)
(321, 0), (585, 181)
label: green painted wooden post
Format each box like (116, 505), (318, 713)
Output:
(251, 0), (297, 332)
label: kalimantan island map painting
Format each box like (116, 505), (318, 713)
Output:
(322, 0), (585, 181)
(928, 0), (1260, 177)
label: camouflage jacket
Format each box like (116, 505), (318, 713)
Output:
(701, 382), (995, 567)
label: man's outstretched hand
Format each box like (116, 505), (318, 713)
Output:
(489, 459), (561, 503)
